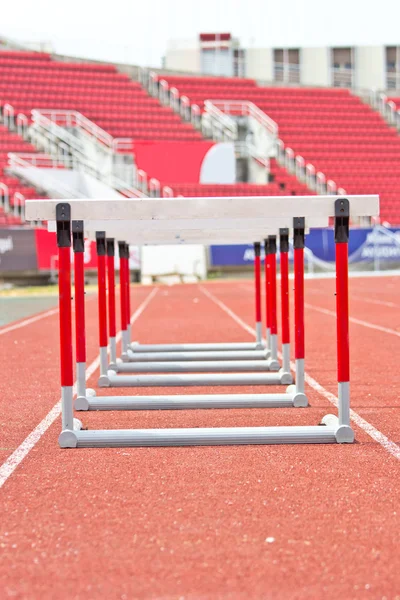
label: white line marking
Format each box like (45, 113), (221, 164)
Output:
(0, 308), (58, 336)
(0, 287), (158, 489)
(305, 302), (400, 339)
(351, 295), (398, 309)
(306, 288), (399, 309)
(200, 285), (400, 461)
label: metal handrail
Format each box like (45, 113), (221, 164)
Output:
(13, 192), (25, 219)
(2, 103), (15, 129)
(31, 109), (134, 154)
(162, 186), (174, 198)
(0, 182), (10, 212)
(16, 113), (29, 138)
(207, 99), (279, 137)
(7, 153), (87, 199)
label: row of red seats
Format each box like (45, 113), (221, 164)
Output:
(0, 58), (116, 72)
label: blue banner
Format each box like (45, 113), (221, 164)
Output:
(209, 227), (400, 267)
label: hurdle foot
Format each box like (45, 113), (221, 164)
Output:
(59, 430), (78, 448)
(86, 388), (96, 397)
(320, 414), (354, 444)
(98, 371), (113, 387)
(279, 371), (293, 385)
(75, 396), (90, 411)
(280, 370), (293, 385)
(335, 425), (355, 444)
(268, 359), (280, 372)
(292, 392), (308, 408)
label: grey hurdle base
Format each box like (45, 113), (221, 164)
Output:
(122, 348), (271, 362)
(129, 341), (267, 353)
(110, 358), (281, 374)
(59, 415), (354, 448)
(75, 387), (307, 411)
(98, 369), (293, 388)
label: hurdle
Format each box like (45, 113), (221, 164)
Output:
(126, 217), (324, 356)
(73, 219), (306, 406)
(95, 227), (288, 385)
(69, 217), (304, 401)
(74, 224), (311, 407)
(25, 194), (379, 447)
(88, 221), (324, 387)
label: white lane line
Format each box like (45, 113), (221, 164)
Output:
(351, 295), (398, 309)
(200, 285), (400, 461)
(0, 287), (158, 489)
(0, 308), (58, 336)
(305, 302), (400, 338)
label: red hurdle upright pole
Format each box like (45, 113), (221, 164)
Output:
(293, 218), (305, 396)
(73, 221), (88, 400)
(56, 203), (74, 431)
(264, 238), (271, 348)
(125, 243), (132, 345)
(96, 231), (108, 377)
(268, 235), (278, 363)
(118, 241), (129, 356)
(279, 228), (291, 375)
(334, 198), (351, 429)
(253, 242), (263, 347)
(107, 238), (117, 365)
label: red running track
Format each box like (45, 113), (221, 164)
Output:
(0, 278), (399, 599)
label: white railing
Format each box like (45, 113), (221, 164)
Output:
(276, 139), (346, 196)
(162, 186), (174, 198)
(7, 153), (87, 199)
(1, 102), (150, 200)
(206, 100), (278, 138)
(16, 113), (29, 138)
(369, 91), (400, 131)
(13, 192), (25, 220)
(202, 100), (238, 142)
(332, 68), (354, 88)
(8, 152), (70, 169)
(274, 63), (301, 84)
(0, 182), (10, 212)
(8, 152), (147, 199)
(148, 72), (202, 128)
(2, 103), (15, 130)
(386, 72), (400, 90)
(32, 110), (114, 150)
(31, 109), (134, 164)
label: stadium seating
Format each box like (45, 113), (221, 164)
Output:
(164, 159), (313, 198)
(0, 50), (317, 216)
(161, 75), (400, 223)
(0, 52), (202, 142)
(2, 50), (398, 223)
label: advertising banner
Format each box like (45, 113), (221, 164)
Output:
(0, 228), (37, 271)
(209, 227), (400, 267)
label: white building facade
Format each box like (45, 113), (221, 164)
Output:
(164, 35), (400, 91)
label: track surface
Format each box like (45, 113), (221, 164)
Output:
(0, 277), (399, 599)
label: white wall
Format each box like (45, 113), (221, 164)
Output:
(199, 143), (236, 184)
(141, 246), (207, 279)
(165, 48), (201, 73)
(300, 47), (331, 86)
(245, 48), (274, 81)
(355, 46), (386, 89)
